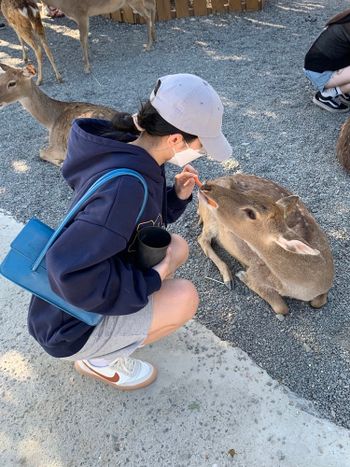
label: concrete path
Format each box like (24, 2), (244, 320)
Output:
(1, 211), (350, 467)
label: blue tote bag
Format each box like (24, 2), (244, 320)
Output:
(0, 169), (148, 326)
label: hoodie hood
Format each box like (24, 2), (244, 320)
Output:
(62, 119), (163, 191)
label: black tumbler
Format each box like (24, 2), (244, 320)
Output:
(135, 226), (171, 270)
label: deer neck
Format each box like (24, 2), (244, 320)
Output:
(246, 234), (318, 279)
(19, 83), (66, 129)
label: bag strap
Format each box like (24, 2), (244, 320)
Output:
(32, 169), (148, 271)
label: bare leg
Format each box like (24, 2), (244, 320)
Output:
(143, 279), (198, 345)
(325, 66), (350, 94)
(143, 234), (199, 345)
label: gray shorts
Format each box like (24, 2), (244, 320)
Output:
(303, 68), (336, 92)
(64, 296), (153, 363)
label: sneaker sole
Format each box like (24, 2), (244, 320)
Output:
(74, 360), (158, 391)
(312, 96), (349, 113)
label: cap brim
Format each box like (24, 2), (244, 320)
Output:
(199, 133), (232, 162)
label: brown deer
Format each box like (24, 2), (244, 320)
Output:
(0, 62), (118, 165)
(1, 0), (62, 85)
(198, 174), (334, 315)
(336, 119), (350, 172)
(39, 0), (157, 73)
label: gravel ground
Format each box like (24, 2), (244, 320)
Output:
(1, 0), (350, 429)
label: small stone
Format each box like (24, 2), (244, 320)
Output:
(227, 448), (237, 457)
(276, 314), (285, 321)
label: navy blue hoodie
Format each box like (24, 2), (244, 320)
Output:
(28, 119), (191, 358)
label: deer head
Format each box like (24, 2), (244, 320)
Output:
(200, 182), (320, 256)
(0, 63), (36, 108)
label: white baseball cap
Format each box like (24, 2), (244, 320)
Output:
(149, 73), (232, 161)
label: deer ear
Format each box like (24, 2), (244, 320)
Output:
(274, 236), (320, 256)
(276, 195), (299, 216)
(23, 64), (37, 78)
(0, 63), (9, 74)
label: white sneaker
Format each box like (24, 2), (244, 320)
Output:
(74, 357), (157, 391)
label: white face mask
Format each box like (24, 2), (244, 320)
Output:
(168, 142), (206, 167)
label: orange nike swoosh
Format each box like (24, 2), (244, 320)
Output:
(83, 361), (120, 383)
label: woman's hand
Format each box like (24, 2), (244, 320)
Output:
(174, 164), (199, 200)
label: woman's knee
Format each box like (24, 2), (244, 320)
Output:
(174, 279), (199, 321)
(153, 278), (199, 323)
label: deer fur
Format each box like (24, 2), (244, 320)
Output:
(336, 118), (350, 172)
(39, 0), (157, 73)
(1, 0), (62, 84)
(198, 174), (334, 315)
(0, 62), (117, 165)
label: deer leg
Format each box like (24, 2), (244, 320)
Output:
(40, 146), (65, 166)
(310, 293), (328, 308)
(130, 2), (153, 50)
(236, 268), (289, 315)
(151, 5), (156, 41)
(19, 31), (44, 84)
(198, 232), (233, 289)
(34, 45), (43, 85)
(77, 16), (91, 73)
(39, 36), (63, 83)
(15, 32), (28, 63)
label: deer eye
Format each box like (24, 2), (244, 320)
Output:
(8, 81), (17, 88)
(243, 208), (256, 220)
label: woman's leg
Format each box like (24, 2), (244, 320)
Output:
(326, 66), (350, 93)
(143, 278), (199, 345)
(73, 233), (198, 390)
(142, 233), (199, 345)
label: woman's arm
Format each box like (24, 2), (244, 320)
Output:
(46, 177), (162, 316)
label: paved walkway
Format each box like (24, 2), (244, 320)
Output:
(1, 212), (350, 467)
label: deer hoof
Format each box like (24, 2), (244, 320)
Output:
(236, 270), (247, 282)
(310, 293), (328, 308)
(273, 304), (289, 315)
(224, 280), (233, 290)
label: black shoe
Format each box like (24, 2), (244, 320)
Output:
(338, 93), (350, 106)
(312, 91), (349, 113)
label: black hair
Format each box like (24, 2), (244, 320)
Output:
(104, 100), (197, 143)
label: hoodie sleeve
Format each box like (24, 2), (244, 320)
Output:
(166, 185), (192, 223)
(46, 177), (161, 316)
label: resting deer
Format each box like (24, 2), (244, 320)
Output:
(336, 118), (350, 172)
(198, 174), (334, 315)
(39, 0), (157, 73)
(0, 62), (118, 165)
(1, 0), (62, 84)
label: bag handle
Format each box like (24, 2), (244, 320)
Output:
(32, 169), (148, 271)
